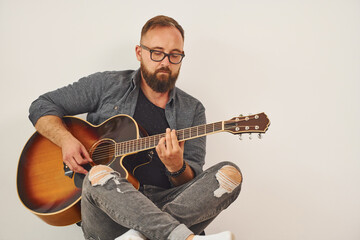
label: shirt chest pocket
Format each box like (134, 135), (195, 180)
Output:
(95, 102), (123, 122)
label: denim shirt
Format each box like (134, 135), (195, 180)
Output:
(29, 69), (206, 175)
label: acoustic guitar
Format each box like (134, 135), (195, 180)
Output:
(17, 113), (270, 226)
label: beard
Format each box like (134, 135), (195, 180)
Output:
(140, 62), (180, 93)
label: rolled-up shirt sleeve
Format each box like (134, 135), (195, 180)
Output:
(183, 102), (206, 176)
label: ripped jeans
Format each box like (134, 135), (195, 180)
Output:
(81, 161), (242, 240)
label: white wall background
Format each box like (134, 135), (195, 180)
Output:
(1, 0), (359, 239)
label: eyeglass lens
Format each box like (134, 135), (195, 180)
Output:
(151, 50), (183, 64)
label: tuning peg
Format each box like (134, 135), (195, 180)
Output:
(249, 133), (252, 140)
(258, 133), (262, 139)
(239, 134), (243, 140)
(239, 114), (243, 117)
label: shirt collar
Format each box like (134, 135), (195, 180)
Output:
(131, 68), (142, 88)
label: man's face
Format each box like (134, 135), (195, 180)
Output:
(136, 26), (184, 93)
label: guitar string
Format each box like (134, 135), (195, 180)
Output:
(89, 122), (225, 159)
(89, 123), (217, 157)
(88, 119), (262, 159)
(89, 117), (259, 159)
(88, 122), (263, 161)
(89, 120), (260, 157)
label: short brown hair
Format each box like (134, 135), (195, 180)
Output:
(141, 15), (184, 41)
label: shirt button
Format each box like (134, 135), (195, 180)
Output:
(114, 106), (118, 110)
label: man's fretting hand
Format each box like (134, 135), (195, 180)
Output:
(156, 128), (185, 172)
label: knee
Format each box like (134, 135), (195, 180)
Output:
(88, 165), (115, 186)
(214, 161), (242, 198)
(214, 161), (242, 182)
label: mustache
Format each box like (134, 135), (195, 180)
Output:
(155, 67), (171, 74)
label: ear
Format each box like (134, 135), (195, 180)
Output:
(135, 45), (142, 62)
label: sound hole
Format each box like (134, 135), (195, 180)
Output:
(90, 139), (116, 165)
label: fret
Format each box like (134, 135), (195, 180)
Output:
(131, 140), (134, 153)
(154, 135), (158, 147)
(136, 139), (140, 152)
(177, 130), (184, 141)
(198, 125), (205, 136)
(114, 121), (226, 158)
(216, 121), (223, 131)
(205, 123), (212, 134)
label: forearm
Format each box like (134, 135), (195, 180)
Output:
(35, 115), (92, 174)
(34, 115), (75, 148)
(179, 102), (207, 177)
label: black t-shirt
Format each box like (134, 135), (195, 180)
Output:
(132, 89), (171, 189)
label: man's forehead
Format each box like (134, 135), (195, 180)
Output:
(141, 26), (184, 47)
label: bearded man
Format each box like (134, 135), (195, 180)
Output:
(29, 15), (242, 240)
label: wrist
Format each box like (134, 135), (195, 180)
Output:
(58, 132), (77, 148)
(165, 159), (184, 173)
(165, 160), (187, 178)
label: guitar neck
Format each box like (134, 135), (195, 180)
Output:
(115, 121), (224, 157)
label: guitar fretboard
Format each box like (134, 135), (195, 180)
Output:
(115, 121), (223, 156)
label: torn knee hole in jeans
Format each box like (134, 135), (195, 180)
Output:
(89, 165), (116, 186)
(214, 165), (242, 198)
(88, 165), (127, 193)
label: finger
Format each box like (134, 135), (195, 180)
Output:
(63, 158), (75, 171)
(74, 165), (88, 174)
(171, 130), (179, 149)
(71, 152), (89, 174)
(72, 155), (88, 174)
(63, 152), (76, 169)
(63, 158), (87, 174)
(165, 128), (173, 152)
(156, 137), (166, 155)
(80, 145), (93, 163)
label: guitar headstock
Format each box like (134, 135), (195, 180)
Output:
(224, 112), (270, 137)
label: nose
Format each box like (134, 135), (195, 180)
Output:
(160, 55), (171, 67)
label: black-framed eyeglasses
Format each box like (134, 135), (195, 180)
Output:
(140, 44), (185, 64)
